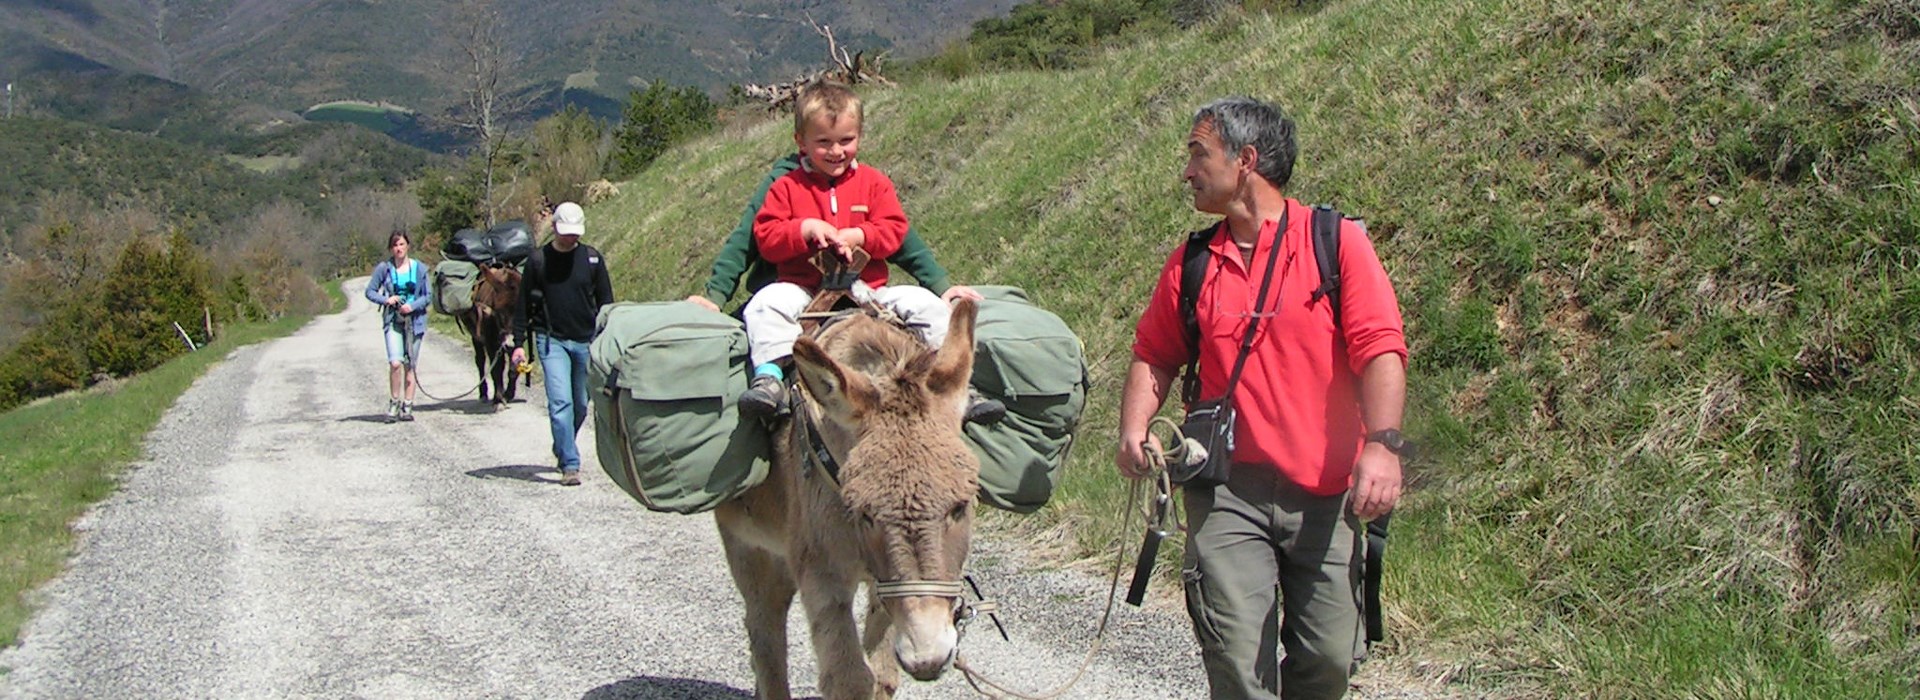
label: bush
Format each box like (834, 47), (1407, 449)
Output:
(607, 82), (716, 179)
(88, 233), (215, 377)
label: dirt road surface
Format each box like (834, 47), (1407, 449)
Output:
(0, 278), (1437, 700)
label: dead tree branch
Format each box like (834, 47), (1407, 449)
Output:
(738, 13), (893, 112)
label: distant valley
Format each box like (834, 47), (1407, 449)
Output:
(0, 0), (1015, 147)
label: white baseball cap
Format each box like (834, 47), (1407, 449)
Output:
(553, 201), (586, 236)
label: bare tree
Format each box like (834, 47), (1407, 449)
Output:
(441, 0), (536, 227)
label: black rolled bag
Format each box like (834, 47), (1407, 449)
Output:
(442, 220), (536, 265)
(441, 227), (490, 263)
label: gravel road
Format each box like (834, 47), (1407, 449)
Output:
(0, 278), (1442, 700)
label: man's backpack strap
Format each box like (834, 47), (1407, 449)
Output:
(1177, 225), (1215, 407)
(1308, 205), (1344, 331)
(1178, 206), (1348, 404)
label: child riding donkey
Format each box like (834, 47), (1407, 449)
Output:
(734, 81), (962, 418)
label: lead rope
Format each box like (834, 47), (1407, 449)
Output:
(952, 417), (1190, 699)
(383, 305), (508, 403)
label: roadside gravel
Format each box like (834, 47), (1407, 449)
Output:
(0, 278), (1453, 699)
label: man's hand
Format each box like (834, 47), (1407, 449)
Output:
(385, 295), (401, 307)
(1349, 443), (1403, 520)
(399, 303), (414, 315)
(685, 295), (720, 312)
(941, 285), (984, 303)
(1115, 433), (1162, 480)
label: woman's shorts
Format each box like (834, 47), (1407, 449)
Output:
(384, 326), (424, 364)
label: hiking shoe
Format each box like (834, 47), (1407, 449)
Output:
(739, 374), (788, 418)
(399, 402), (415, 422)
(964, 391), (1006, 425)
(559, 470), (582, 486)
(385, 400), (400, 423)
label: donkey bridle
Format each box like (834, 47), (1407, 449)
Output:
(791, 400), (1001, 632)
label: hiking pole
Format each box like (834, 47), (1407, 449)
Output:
(1364, 512), (1390, 646)
(1126, 416), (1207, 607)
(1125, 481), (1169, 607)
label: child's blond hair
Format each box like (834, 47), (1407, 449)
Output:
(793, 81), (863, 135)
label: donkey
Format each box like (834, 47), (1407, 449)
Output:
(457, 263), (522, 408)
(714, 300), (982, 700)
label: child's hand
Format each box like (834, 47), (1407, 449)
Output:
(801, 219), (838, 249)
(822, 230), (860, 262)
(835, 227), (866, 249)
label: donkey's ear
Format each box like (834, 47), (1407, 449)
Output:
(793, 337), (878, 418)
(925, 299), (977, 397)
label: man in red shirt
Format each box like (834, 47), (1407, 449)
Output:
(1116, 97), (1410, 699)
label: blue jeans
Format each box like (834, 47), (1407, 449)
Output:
(536, 335), (592, 472)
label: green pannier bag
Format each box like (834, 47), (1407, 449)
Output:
(964, 286), (1088, 514)
(432, 260), (480, 315)
(588, 301), (771, 514)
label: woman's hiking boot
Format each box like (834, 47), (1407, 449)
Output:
(739, 374), (788, 418)
(385, 399), (400, 424)
(399, 402), (415, 422)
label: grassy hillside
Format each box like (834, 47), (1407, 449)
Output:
(0, 116), (438, 239)
(589, 1), (1918, 696)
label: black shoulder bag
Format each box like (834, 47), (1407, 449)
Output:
(1172, 208), (1289, 489)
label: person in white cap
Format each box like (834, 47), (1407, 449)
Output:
(508, 201), (614, 486)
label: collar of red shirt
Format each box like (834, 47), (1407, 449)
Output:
(797, 154), (860, 186)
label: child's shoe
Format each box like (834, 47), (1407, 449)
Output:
(739, 374), (788, 418)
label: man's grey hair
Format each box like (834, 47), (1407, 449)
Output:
(1193, 97), (1297, 190)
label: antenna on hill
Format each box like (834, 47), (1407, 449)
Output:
(5, 83), (12, 119)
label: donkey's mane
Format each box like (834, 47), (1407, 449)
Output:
(815, 312), (925, 376)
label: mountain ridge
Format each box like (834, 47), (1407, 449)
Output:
(2, 0), (1018, 115)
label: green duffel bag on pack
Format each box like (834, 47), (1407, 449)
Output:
(964, 286), (1088, 514)
(588, 301), (771, 514)
(432, 259), (480, 315)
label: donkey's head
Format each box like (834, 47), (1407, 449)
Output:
(791, 300), (982, 681)
(475, 263), (521, 311)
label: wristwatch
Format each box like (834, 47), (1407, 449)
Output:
(1366, 429), (1416, 459)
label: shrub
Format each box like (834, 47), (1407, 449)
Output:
(607, 82), (716, 179)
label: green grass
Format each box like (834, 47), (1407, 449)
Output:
(303, 101), (413, 133)
(564, 71), (601, 91)
(0, 284), (343, 648)
(588, 0), (1920, 695)
(225, 154), (305, 172)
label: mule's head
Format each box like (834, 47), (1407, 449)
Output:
(791, 300), (982, 681)
(476, 264), (521, 308)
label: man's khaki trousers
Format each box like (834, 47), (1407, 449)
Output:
(1182, 465), (1363, 700)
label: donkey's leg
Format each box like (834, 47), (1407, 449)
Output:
(488, 341), (509, 408)
(797, 569), (874, 700)
(860, 587), (901, 700)
(467, 317), (491, 404)
(717, 517), (796, 700)
(499, 324), (519, 403)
